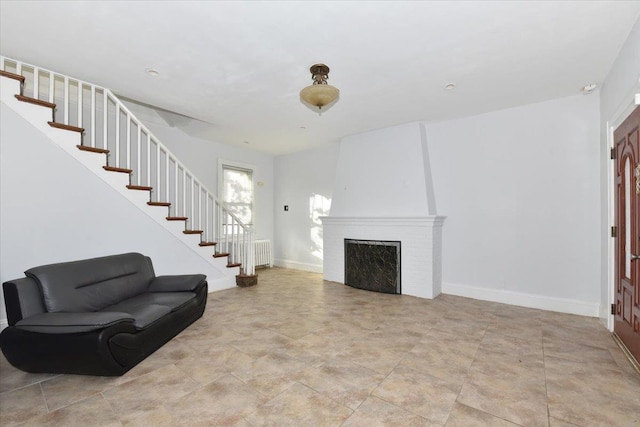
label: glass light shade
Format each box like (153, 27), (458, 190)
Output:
(300, 84), (340, 109)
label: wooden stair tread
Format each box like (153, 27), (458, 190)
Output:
(183, 230), (203, 234)
(126, 185), (152, 191)
(103, 166), (132, 174)
(166, 216), (188, 221)
(77, 145), (109, 154)
(147, 201), (171, 207)
(49, 121), (84, 133)
(226, 263), (242, 268)
(0, 70), (25, 82)
(213, 252), (230, 258)
(15, 95), (55, 109)
(199, 242), (217, 247)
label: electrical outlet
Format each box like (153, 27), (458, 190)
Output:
(284, 205), (289, 211)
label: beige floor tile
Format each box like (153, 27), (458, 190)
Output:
(545, 356), (640, 426)
(373, 366), (460, 424)
(543, 336), (619, 365)
(456, 371), (548, 427)
(228, 328), (296, 359)
(433, 315), (491, 338)
(19, 394), (121, 427)
(486, 319), (544, 342)
(479, 329), (543, 358)
(0, 383), (48, 427)
(244, 382), (352, 426)
(397, 329), (480, 385)
(174, 344), (254, 386)
(444, 402), (520, 427)
(342, 396), (439, 427)
(299, 358), (385, 410)
(548, 417), (581, 427)
(102, 364), (199, 416)
(231, 352), (311, 398)
(468, 347), (545, 382)
(0, 355), (59, 393)
(544, 355), (640, 403)
(166, 374), (268, 426)
(40, 373), (119, 411)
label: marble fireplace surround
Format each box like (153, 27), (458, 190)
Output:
(321, 216), (445, 299)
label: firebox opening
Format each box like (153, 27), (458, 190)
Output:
(344, 239), (401, 294)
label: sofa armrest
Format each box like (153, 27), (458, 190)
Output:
(148, 274), (206, 293)
(3, 277), (47, 326)
(15, 312), (134, 334)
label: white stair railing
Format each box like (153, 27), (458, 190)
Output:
(0, 56), (255, 276)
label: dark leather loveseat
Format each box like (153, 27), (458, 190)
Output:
(0, 252), (207, 376)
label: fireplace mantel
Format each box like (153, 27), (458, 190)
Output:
(320, 216), (445, 299)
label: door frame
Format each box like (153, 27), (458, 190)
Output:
(607, 94), (640, 331)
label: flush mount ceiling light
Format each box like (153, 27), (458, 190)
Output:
(145, 68), (160, 76)
(580, 83), (597, 94)
(300, 64), (340, 112)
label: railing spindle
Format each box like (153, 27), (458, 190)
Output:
(48, 72), (54, 104)
(156, 143), (161, 203)
(126, 113), (131, 169)
(103, 90), (108, 151)
(137, 126), (141, 186)
(166, 153), (170, 204)
(115, 103), (120, 168)
(77, 82), (82, 128)
(90, 86), (96, 148)
(64, 76), (69, 125)
(33, 68), (39, 100)
(146, 133), (151, 187)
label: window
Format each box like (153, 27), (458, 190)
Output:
(220, 162), (254, 225)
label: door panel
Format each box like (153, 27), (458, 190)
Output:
(614, 106), (640, 363)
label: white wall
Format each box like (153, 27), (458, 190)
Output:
(598, 17), (640, 323)
(274, 144), (340, 272)
(330, 122), (431, 217)
(0, 102), (234, 326)
(121, 100), (275, 243)
(426, 93), (601, 315)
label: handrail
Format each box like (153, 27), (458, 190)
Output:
(0, 56), (255, 275)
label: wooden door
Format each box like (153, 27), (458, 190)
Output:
(614, 106), (640, 363)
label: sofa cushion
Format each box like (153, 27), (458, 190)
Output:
(125, 305), (172, 330)
(15, 312), (134, 334)
(102, 292), (195, 313)
(25, 253), (155, 313)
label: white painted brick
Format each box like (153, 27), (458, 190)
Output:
(320, 216), (445, 299)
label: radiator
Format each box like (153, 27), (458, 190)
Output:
(254, 239), (273, 267)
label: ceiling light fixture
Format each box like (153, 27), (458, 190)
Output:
(580, 83), (597, 94)
(300, 64), (339, 112)
(146, 68), (160, 77)
(444, 82), (457, 90)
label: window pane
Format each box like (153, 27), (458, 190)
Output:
(222, 165), (253, 225)
(228, 204), (252, 224)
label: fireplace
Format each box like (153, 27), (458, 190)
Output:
(344, 239), (401, 294)
(321, 216), (445, 299)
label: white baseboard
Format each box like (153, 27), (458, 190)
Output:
(274, 259), (323, 274)
(442, 282), (600, 317)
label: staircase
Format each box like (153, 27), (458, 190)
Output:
(0, 56), (257, 285)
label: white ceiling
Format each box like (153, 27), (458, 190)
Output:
(1, 1), (639, 155)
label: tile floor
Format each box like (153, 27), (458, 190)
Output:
(1, 267), (639, 426)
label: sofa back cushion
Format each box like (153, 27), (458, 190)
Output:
(25, 253), (155, 313)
